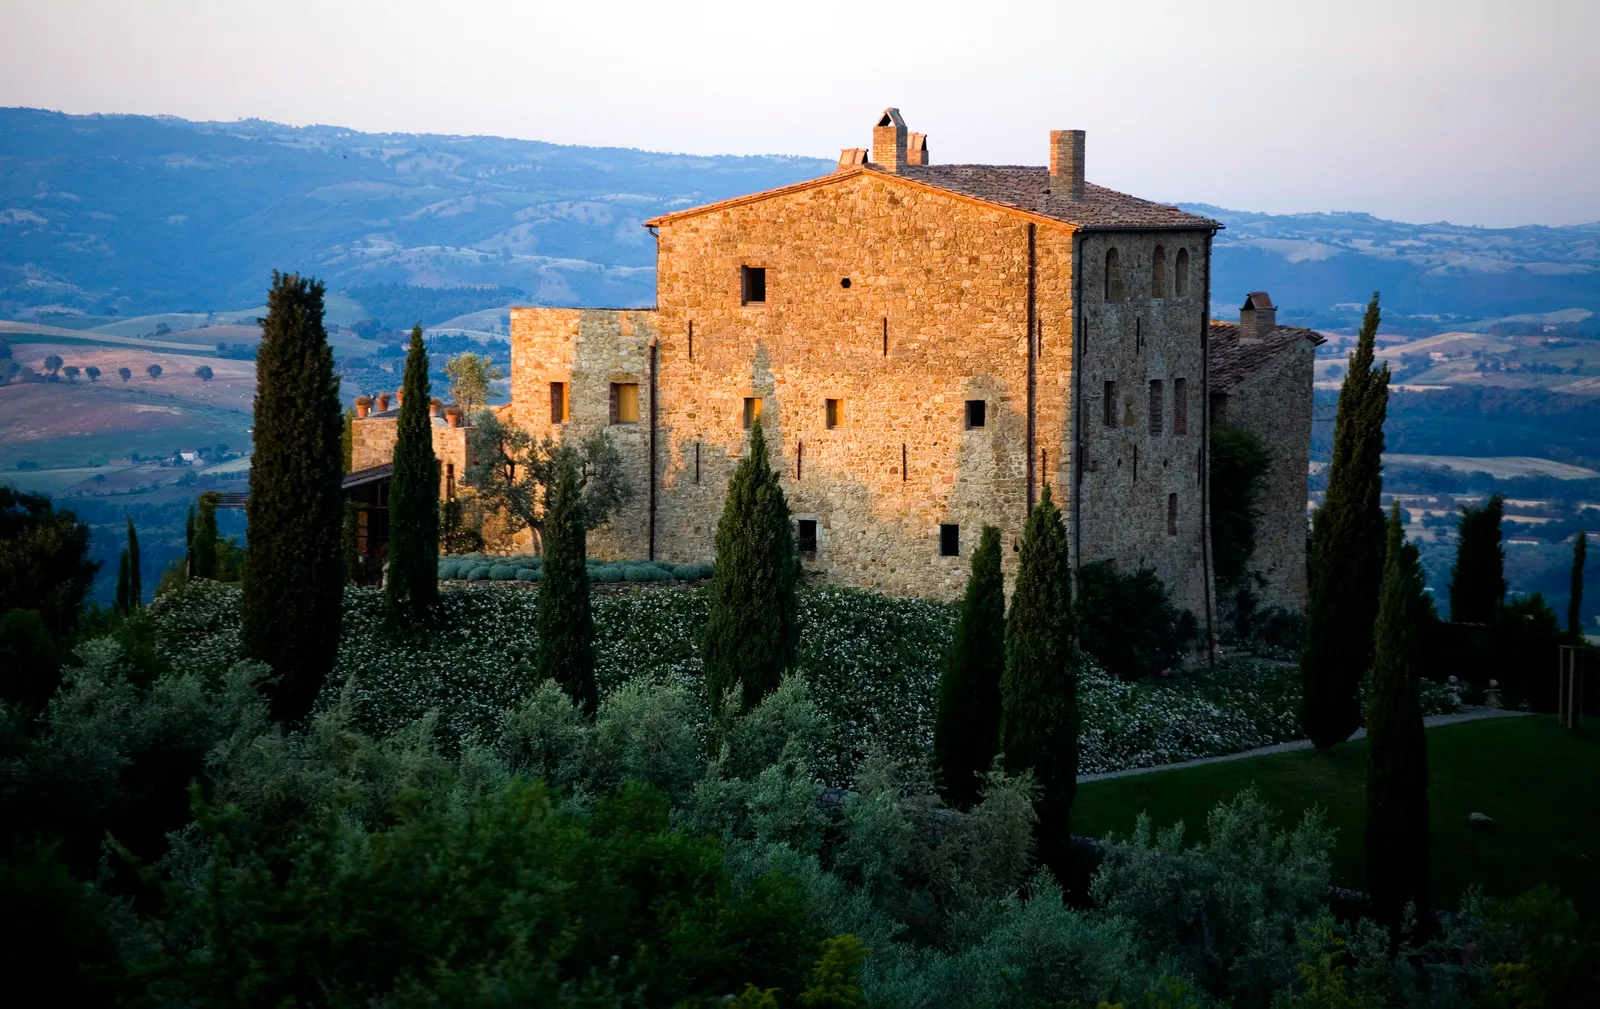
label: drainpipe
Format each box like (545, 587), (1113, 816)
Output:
(1071, 231), (1085, 592)
(1026, 223), (1037, 513)
(1200, 230), (1218, 663)
(648, 335), (659, 561)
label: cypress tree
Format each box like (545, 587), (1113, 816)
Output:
(243, 272), (345, 725)
(538, 453), (598, 714)
(704, 418), (800, 714)
(116, 548), (131, 616)
(935, 524), (1006, 810)
(184, 503), (196, 580)
(1001, 484), (1078, 873)
(1365, 503), (1431, 931)
(386, 324), (440, 623)
(1301, 292), (1390, 751)
(126, 518), (141, 609)
(1570, 530), (1587, 637)
(193, 491), (220, 580)
(1448, 494), (1506, 624)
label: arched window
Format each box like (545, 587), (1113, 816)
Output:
(1174, 247), (1190, 297)
(1104, 247), (1123, 302)
(1151, 245), (1167, 298)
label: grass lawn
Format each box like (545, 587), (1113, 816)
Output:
(1074, 715), (1600, 917)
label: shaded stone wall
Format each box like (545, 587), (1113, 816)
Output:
(349, 413), (475, 504)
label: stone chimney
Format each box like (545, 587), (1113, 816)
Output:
(355, 396), (372, 419)
(376, 392), (391, 412)
(906, 132), (929, 166)
(872, 108), (908, 173)
(1239, 292), (1277, 342)
(837, 147), (868, 170)
(1049, 130), (1086, 202)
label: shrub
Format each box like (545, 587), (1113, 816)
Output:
(674, 563), (702, 580)
(466, 565), (490, 581)
(488, 564), (517, 581)
(1077, 560), (1198, 681)
(594, 566), (624, 584)
(624, 564), (652, 582)
(515, 567), (539, 581)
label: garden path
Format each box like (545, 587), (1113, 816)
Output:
(1079, 706), (1529, 782)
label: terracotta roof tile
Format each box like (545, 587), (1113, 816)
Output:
(892, 164), (1221, 230)
(1209, 321), (1326, 392)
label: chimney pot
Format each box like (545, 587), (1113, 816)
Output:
(355, 396), (372, 419)
(1239, 292), (1277, 342)
(837, 148), (868, 170)
(395, 389), (404, 407)
(871, 108), (908, 173)
(905, 132), (929, 166)
(376, 392), (391, 412)
(430, 397), (443, 417)
(1049, 130), (1086, 202)
(444, 406), (463, 428)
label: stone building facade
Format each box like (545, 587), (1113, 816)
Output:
(358, 109), (1320, 626)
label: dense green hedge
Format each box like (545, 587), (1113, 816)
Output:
(438, 553), (715, 584)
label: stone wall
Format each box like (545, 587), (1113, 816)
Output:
(349, 412), (476, 503)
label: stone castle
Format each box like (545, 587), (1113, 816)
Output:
(351, 109), (1321, 633)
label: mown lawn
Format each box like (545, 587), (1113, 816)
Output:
(1074, 715), (1600, 916)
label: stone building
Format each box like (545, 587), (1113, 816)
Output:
(353, 109), (1321, 628)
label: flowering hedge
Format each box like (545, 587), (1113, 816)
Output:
(145, 581), (1460, 788)
(437, 553), (714, 584)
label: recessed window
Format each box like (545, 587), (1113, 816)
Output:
(1167, 493), (1178, 535)
(1151, 245), (1166, 298)
(1105, 247), (1123, 302)
(797, 519), (818, 554)
(939, 523), (960, 557)
(1102, 381), (1117, 427)
(825, 398), (842, 429)
(550, 381), (569, 423)
(610, 382), (639, 424)
(1175, 248), (1190, 297)
(965, 399), (987, 429)
(1149, 379), (1164, 436)
(741, 265), (767, 305)
(743, 396), (763, 429)
(840, 277), (852, 289)
(1173, 378), (1188, 435)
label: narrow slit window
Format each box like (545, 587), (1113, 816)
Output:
(825, 398), (842, 429)
(1104, 247), (1123, 302)
(1167, 493), (1178, 535)
(446, 462), (455, 501)
(1173, 378), (1188, 435)
(740, 265), (767, 305)
(610, 382), (639, 424)
(694, 442), (701, 484)
(901, 443), (907, 482)
(743, 397), (762, 430)
(939, 523), (960, 557)
(797, 440), (803, 480)
(882, 318), (888, 356)
(797, 519), (818, 555)
(965, 399), (987, 429)
(1175, 248), (1190, 297)
(687, 320), (694, 360)
(550, 381), (569, 423)
(1102, 381), (1117, 427)
(1149, 380), (1164, 436)
(1152, 245), (1166, 298)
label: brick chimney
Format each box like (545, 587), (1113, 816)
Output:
(872, 108), (908, 173)
(1239, 292), (1277, 342)
(837, 148), (868, 170)
(1049, 130), (1086, 202)
(906, 132), (929, 166)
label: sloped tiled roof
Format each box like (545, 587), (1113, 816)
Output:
(1209, 321), (1326, 392)
(895, 165), (1221, 230)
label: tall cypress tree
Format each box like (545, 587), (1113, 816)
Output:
(703, 419), (800, 714)
(1001, 484), (1077, 873)
(1449, 494), (1506, 624)
(1301, 292), (1390, 750)
(386, 324), (440, 623)
(538, 453), (598, 714)
(935, 524), (1006, 810)
(1570, 530), (1588, 637)
(116, 548), (131, 616)
(1365, 503), (1431, 930)
(193, 491), (220, 580)
(126, 518), (141, 609)
(243, 272), (345, 724)
(184, 503), (196, 580)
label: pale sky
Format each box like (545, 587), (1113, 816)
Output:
(2, 0), (1596, 228)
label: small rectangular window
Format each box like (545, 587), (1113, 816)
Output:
(743, 397), (763, 429)
(1103, 381), (1117, 427)
(1173, 378), (1188, 435)
(610, 382), (639, 424)
(939, 523), (960, 557)
(825, 398), (842, 429)
(550, 381), (569, 423)
(1167, 493), (1178, 535)
(1149, 380), (1164, 436)
(741, 266), (767, 305)
(797, 519), (818, 555)
(446, 462), (455, 501)
(965, 400), (986, 429)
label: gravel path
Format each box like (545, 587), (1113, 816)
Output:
(1080, 706), (1529, 783)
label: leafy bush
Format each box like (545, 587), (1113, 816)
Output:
(1077, 560), (1199, 681)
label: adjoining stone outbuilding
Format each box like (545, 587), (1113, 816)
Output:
(353, 109), (1321, 632)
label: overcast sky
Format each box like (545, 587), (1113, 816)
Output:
(2, 0), (1596, 228)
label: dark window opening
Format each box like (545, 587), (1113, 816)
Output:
(1102, 381), (1117, 427)
(1152, 244), (1166, 297)
(965, 399), (987, 429)
(1149, 379), (1164, 436)
(687, 320), (694, 360)
(882, 318), (889, 357)
(902, 443), (907, 482)
(825, 398), (842, 429)
(797, 439), (803, 480)
(939, 523), (960, 557)
(1173, 378), (1188, 435)
(610, 382), (639, 424)
(1209, 391), (1228, 424)
(1175, 248), (1190, 297)
(446, 462), (455, 501)
(840, 277), (852, 289)
(694, 442), (701, 484)
(1167, 493), (1178, 535)
(1105, 247), (1123, 302)
(743, 397), (762, 430)
(550, 381), (569, 423)
(1135, 317), (1142, 353)
(741, 265), (767, 305)
(798, 519), (818, 554)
